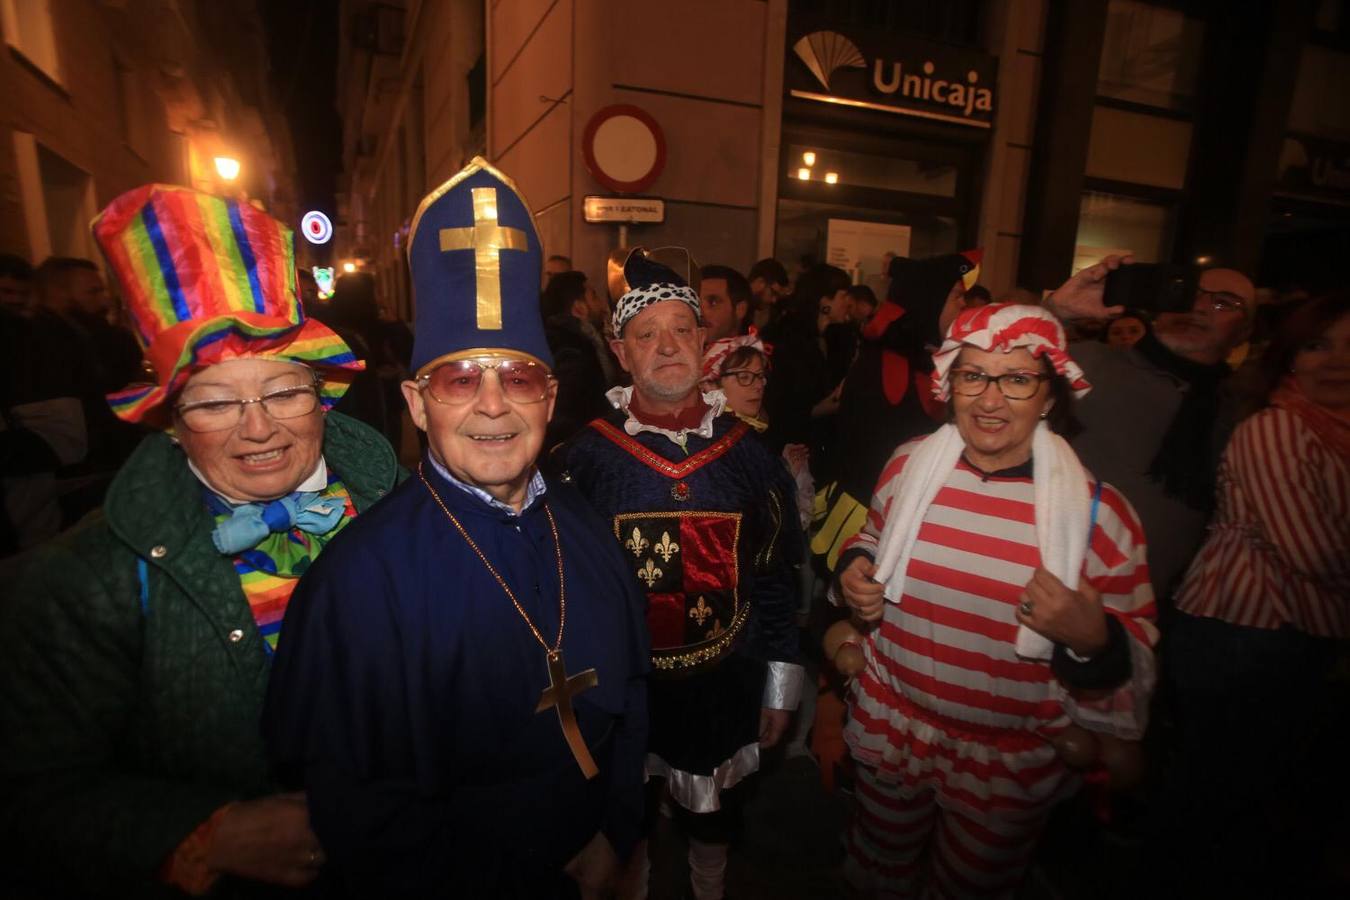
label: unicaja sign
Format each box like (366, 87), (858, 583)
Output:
(872, 60), (992, 119)
(788, 28), (997, 129)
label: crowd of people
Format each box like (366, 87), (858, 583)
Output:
(0, 155), (1345, 900)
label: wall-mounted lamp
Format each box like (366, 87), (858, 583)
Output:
(213, 156), (241, 181)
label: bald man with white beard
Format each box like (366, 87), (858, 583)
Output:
(1044, 258), (1257, 602)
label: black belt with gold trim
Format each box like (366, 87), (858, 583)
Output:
(651, 599), (751, 676)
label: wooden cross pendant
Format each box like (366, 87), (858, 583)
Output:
(535, 649), (600, 780)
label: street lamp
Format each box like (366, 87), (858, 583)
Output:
(342, 261), (357, 273)
(214, 156), (241, 181)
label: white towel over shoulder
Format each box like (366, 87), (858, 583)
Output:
(869, 422), (1091, 660)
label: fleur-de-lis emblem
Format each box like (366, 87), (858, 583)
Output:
(637, 558), (663, 587)
(654, 530), (680, 562)
(624, 527), (649, 558)
(708, 618), (725, 637)
(689, 597), (712, 626)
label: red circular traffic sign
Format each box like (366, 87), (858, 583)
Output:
(582, 105), (666, 194)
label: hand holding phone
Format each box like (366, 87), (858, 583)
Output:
(1044, 255), (1133, 321)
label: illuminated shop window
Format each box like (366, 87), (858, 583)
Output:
(785, 144), (957, 196)
(1072, 191), (1175, 274)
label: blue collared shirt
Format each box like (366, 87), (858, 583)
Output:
(428, 456), (547, 516)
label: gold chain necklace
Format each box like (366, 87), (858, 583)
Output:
(418, 462), (565, 651)
(417, 462), (600, 778)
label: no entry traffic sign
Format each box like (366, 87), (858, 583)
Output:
(582, 105), (667, 194)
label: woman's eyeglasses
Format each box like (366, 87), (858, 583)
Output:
(721, 369), (768, 387)
(949, 368), (1048, 400)
(418, 358), (552, 405)
(175, 383), (321, 432)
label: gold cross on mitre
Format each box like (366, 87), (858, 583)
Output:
(536, 649), (600, 779)
(438, 187), (528, 330)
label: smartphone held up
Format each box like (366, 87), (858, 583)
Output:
(1103, 263), (1198, 315)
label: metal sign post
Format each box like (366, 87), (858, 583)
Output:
(582, 106), (667, 255)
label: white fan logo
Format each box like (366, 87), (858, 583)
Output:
(793, 31), (866, 91)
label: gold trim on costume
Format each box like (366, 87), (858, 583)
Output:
(612, 510), (745, 673)
(408, 157), (544, 334)
(757, 490), (783, 569)
(413, 347), (552, 380)
(652, 601), (751, 672)
(605, 246), (703, 303)
(408, 156), (541, 254)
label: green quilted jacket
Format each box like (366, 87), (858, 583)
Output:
(0, 412), (401, 898)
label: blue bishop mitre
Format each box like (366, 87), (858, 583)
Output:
(407, 157), (552, 375)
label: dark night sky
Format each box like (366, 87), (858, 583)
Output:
(261, 0), (343, 217)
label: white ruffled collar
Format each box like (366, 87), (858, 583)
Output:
(604, 385), (727, 449)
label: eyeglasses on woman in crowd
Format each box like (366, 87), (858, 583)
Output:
(721, 369), (768, 387)
(949, 368), (1049, 400)
(175, 382), (321, 432)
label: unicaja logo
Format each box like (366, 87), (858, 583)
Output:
(874, 60), (993, 118)
(792, 30), (995, 122)
(793, 31), (865, 91)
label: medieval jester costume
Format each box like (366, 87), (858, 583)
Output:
(557, 249), (804, 899)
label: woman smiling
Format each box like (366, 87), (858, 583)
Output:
(0, 186), (399, 898)
(835, 304), (1157, 897)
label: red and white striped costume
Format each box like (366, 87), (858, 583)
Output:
(1174, 404), (1350, 637)
(840, 439), (1158, 898)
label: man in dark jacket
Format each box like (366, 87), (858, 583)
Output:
(1045, 255), (1255, 601)
(811, 250), (981, 572)
(542, 270), (617, 448)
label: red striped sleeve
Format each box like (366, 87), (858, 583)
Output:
(1232, 409), (1342, 580)
(1176, 408), (1349, 636)
(1082, 481), (1158, 650)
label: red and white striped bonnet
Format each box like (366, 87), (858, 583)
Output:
(931, 303), (1091, 401)
(700, 327), (771, 382)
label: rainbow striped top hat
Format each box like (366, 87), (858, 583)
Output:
(93, 185), (363, 425)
